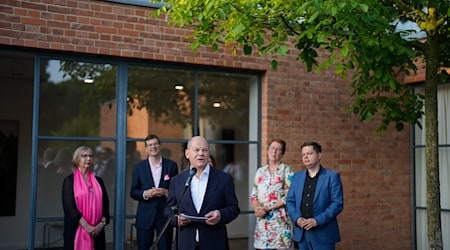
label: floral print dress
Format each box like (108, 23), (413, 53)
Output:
(250, 163), (294, 249)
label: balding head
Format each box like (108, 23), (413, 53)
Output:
(185, 136), (210, 171)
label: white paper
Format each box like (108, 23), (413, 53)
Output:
(181, 214), (207, 222)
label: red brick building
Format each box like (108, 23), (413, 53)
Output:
(0, 0), (431, 249)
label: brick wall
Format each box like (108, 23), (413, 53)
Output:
(0, 0), (412, 249)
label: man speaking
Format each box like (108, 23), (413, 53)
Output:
(165, 136), (240, 250)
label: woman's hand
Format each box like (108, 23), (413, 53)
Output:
(90, 222), (105, 237)
(254, 206), (267, 218)
(80, 217), (96, 235)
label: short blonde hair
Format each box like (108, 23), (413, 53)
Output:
(72, 146), (93, 168)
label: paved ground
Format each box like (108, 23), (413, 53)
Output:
(229, 237), (250, 249)
(124, 238), (250, 250)
(33, 238), (250, 250)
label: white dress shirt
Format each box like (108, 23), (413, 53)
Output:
(149, 157), (162, 188)
(190, 164), (210, 242)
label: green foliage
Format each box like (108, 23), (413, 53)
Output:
(153, 0), (449, 133)
(150, 1), (449, 249)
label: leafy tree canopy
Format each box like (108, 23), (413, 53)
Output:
(154, 0), (449, 132)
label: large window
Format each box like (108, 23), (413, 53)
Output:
(35, 59), (118, 247)
(124, 65), (259, 240)
(414, 84), (450, 249)
(0, 50), (260, 249)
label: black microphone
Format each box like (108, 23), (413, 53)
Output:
(184, 168), (197, 187)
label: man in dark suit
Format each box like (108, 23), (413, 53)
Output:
(286, 141), (344, 250)
(130, 135), (178, 250)
(165, 136), (240, 250)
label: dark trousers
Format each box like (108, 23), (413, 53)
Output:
(137, 227), (172, 250)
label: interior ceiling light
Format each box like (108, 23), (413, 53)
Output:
(213, 102), (221, 108)
(174, 84), (184, 90)
(84, 78), (94, 84)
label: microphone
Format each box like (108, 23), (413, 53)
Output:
(184, 168), (197, 187)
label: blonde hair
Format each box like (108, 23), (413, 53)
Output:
(72, 146), (93, 168)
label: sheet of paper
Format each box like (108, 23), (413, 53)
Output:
(182, 214), (207, 222)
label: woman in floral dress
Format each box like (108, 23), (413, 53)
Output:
(251, 139), (294, 250)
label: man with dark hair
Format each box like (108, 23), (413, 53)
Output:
(286, 141), (344, 250)
(130, 135), (178, 250)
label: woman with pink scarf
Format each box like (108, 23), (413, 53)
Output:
(62, 146), (110, 250)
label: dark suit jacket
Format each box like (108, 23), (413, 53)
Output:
(165, 166), (240, 250)
(62, 174), (110, 250)
(130, 158), (178, 230)
(286, 166), (344, 244)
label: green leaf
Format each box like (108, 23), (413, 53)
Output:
(374, 68), (382, 78)
(270, 59), (278, 69)
(232, 23), (245, 35)
(298, 1), (312, 12)
(389, 79), (397, 90)
(218, 8), (226, 19)
(317, 32), (326, 42)
(244, 44), (252, 55)
(255, 34), (264, 46)
(341, 46), (349, 57)
(191, 40), (201, 50)
(277, 45), (288, 55)
(331, 6), (337, 16)
(308, 11), (320, 23)
(359, 4), (369, 12)
(335, 65), (343, 75)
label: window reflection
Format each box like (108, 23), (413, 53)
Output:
(36, 141), (116, 218)
(39, 59), (116, 137)
(127, 66), (194, 139)
(209, 143), (249, 208)
(198, 72), (256, 141)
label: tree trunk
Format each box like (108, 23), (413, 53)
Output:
(424, 36), (442, 250)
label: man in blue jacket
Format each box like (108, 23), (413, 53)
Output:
(165, 136), (240, 250)
(286, 141), (344, 250)
(130, 135), (178, 250)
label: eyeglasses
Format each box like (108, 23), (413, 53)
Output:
(81, 154), (94, 158)
(146, 143), (160, 147)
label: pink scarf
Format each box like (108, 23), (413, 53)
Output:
(73, 169), (103, 250)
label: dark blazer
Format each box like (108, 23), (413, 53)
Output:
(286, 167), (344, 245)
(165, 167), (240, 250)
(62, 173), (110, 250)
(130, 158), (178, 230)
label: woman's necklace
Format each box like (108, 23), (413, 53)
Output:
(83, 174), (94, 192)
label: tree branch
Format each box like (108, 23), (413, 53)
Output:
(280, 16), (301, 36)
(408, 39), (425, 51)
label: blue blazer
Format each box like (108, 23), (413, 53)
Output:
(130, 158), (178, 230)
(165, 166), (240, 250)
(286, 167), (343, 244)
